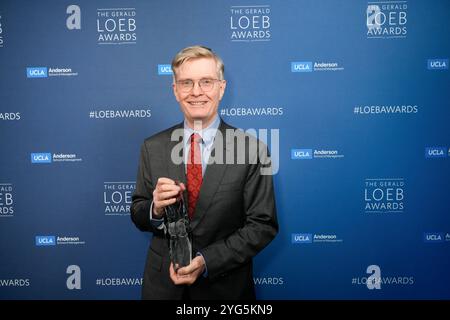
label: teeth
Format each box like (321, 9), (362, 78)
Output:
(189, 102), (206, 105)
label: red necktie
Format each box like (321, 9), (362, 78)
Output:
(187, 133), (203, 219)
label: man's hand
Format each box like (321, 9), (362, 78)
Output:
(153, 178), (186, 218)
(169, 255), (206, 285)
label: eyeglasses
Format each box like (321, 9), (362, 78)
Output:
(175, 78), (222, 93)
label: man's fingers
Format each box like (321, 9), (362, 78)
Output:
(157, 177), (175, 185)
(156, 190), (180, 201)
(176, 266), (192, 276)
(177, 256), (205, 276)
(177, 260), (201, 276)
(154, 180), (185, 206)
(170, 263), (190, 285)
(157, 184), (181, 193)
(169, 263), (179, 283)
(156, 198), (177, 207)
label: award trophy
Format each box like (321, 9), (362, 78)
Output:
(164, 192), (192, 271)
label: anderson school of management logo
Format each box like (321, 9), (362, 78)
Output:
(26, 67), (78, 78)
(31, 153), (83, 163)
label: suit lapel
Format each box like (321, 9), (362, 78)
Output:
(166, 122), (188, 204)
(190, 121), (230, 231)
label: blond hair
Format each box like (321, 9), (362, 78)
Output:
(171, 45), (225, 80)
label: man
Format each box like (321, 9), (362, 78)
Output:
(131, 45), (278, 300)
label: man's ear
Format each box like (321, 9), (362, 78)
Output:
(172, 82), (180, 102)
(219, 80), (227, 100)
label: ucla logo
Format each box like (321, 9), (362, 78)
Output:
(291, 149), (313, 160)
(158, 64), (173, 75)
(427, 59), (448, 70)
(291, 233), (312, 244)
(291, 62), (312, 72)
(35, 236), (56, 246)
(26, 67), (48, 78)
(424, 233), (444, 243)
(31, 153), (52, 163)
(425, 147), (447, 158)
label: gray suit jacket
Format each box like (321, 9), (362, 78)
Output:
(131, 119), (278, 300)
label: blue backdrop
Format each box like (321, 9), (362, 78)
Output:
(0, 0), (449, 299)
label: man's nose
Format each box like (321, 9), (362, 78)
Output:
(191, 81), (203, 95)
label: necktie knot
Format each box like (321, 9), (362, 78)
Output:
(191, 133), (202, 144)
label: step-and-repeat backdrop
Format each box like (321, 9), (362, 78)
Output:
(1, 0), (449, 299)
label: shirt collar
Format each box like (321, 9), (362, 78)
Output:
(183, 115), (220, 148)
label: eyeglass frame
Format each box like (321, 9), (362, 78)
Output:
(175, 78), (224, 93)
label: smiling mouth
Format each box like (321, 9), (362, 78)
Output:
(188, 101), (207, 106)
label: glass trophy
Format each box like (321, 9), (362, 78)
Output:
(164, 196), (192, 271)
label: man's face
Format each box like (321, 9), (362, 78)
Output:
(173, 58), (226, 128)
